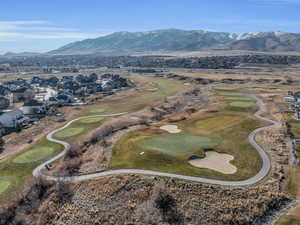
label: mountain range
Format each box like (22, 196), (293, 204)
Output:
(50, 29), (300, 54)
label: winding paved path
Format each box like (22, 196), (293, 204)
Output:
(33, 95), (278, 186)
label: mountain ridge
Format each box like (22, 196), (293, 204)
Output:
(48, 29), (300, 54)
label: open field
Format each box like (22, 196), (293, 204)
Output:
(110, 89), (266, 181)
(0, 74), (187, 200)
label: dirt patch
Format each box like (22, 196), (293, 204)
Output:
(188, 151), (237, 174)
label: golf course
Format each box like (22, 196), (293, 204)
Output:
(110, 88), (265, 181)
(0, 74), (186, 200)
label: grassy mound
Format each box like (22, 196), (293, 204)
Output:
(12, 146), (56, 164)
(141, 134), (218, 156)
(0, 180), (11, 195)
(79, 117), (104, 124)
(54, 127), (86, 139)
(229, 101), (256, 108)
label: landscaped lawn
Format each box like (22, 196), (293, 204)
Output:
(53, 127), (86, 139)
(215, 90), (243, 97)
(224, 96), (254, 101)
(0, 180), (11, 195)
(12, 146), (56, 164)
(78, 117), (104, 124)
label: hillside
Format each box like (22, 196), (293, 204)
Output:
(51, 29), (300, 54)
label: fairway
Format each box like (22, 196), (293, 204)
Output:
(0, 74), (187, 201)
(216, 91), (243, 96)
(141, 134), (218, 156)
(79, 117), (104, 124)
(0, 180), (10, 195)
(229, 101), (256, 108)
(110, 87), (265, 180)
(196, 115), (243, 134)
(53, 127), (86, 139)
(89, 108), (106, 114)
(224, 96), (254, 101)
(12, 146), (56, 164)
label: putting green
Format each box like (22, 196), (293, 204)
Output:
(0, 180), (11, 194)
(79, 117), (104, 124)
(141, 134), (218, 156)
(229, 101), (256, 108)
(54, 127), (86, 139)
(12, 146), (56, 164)
(89, 108), (106, 114)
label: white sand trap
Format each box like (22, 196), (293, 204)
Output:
(160, 125), (181, 134)
(189, 151), (237, 174)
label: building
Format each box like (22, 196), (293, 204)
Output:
(0, 96), (10, 110)
(284, 96), (296, 102)
(0, 109), (25, 133)
(20, 99), (46, 115)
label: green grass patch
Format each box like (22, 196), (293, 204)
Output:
(216, 91), (243, 97)
(229, 101), (257, 108)
(0, 137), (62, 201)
(12, 146), (56, 164)
(277, 218), (300, 225)
(53, 127), (86, 140)
(110, 108), (266, 181)
(224, 96), (254, 102)
(0, 74), (187, 201)
(0, 180), (11, 195)
(141, 134), (218, 156)
(78, 117), (104, 124)
(214, 87), (237, 91)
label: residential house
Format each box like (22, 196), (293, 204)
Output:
(0, 96), (10, 110)
(21, 99), (46, 116)
(0, 109), (25, 133)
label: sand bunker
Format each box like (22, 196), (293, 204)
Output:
(189, 151), (237, 174)
(160, 125), (181, 134)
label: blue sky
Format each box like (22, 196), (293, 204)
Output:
(1, 0), (300, 53)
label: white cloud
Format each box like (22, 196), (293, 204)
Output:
(0, 20), (101, 41)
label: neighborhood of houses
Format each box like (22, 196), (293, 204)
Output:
(284, 91), (300, 120)
(0, 73), (130, 136)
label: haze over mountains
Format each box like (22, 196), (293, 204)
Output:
(3, 29), (300, 57)
(50, 29), (300, 55)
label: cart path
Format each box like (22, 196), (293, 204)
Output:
(33, 95), (276, 186)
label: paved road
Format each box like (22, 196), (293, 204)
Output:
(33, 96), (277, 186)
